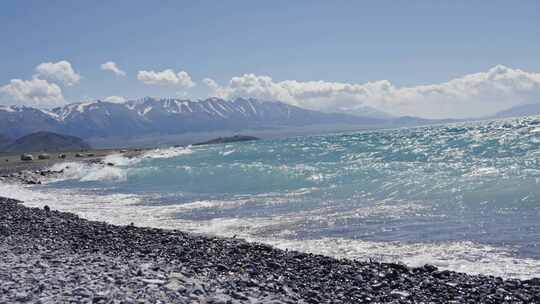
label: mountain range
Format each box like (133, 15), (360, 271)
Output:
(2, 97), (539, 147)
(492, 103), (540, 119)
(0, 97), (386, 140)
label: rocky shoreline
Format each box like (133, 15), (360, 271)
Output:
(1, 196), (539, 303)
(0, 148), (144, 177)
(0, 169), (65, 185)
(0, 159), (117, 185)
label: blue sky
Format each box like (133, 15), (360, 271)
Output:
(1, 1), (539, 118)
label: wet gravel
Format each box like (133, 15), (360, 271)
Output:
(0, 169), (64, 185)
(0, 159), (110, 185)
(1, 197), (539, 303)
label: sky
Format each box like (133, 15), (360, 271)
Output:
(0, 1), (539, 118)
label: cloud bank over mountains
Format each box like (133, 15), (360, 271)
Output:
(204, 65), (540, 118)
(0, 60), (113, 108)
(0, 60), (81, 108)
(2, 61), (540, 118)
(137, 69), (195, 88)
(103, 95), (126, 103)
(0, 77), (64, 108)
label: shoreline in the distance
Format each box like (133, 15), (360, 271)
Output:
(0, 148), (146, 176)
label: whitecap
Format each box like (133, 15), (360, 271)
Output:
(465, 167), (499, 177)
(2, 181), (539, 279)
(48, 161), (126, 182)
(221, 150), (235, 156)
(142, 146), (193, 159)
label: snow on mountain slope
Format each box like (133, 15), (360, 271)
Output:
(1, 97), (385, 139)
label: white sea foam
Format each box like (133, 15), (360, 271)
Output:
(166, 214), (540, 279)
(221, 150), (235, 156)
(102, 153), (140, 166)
(45, 146), (194, 183)
(1, 181), (539, 279)
(80, 166), (127, 182)
(48, 161), (127, 182)
(101, 146), (194, 165)
(464, 166), (500, 178)
(174, 199), (250, 211)
(147, 211), (540, 279)
(264, 238), (540, 280)
(142, 146), (193, 159)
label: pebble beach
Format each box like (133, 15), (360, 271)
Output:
(1, 191), (539, 303)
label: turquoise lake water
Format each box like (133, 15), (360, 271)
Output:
(3, 116), (540, 279)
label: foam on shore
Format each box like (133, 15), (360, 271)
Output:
(1, 180), (539, 280)
(45, 146), (194, 183)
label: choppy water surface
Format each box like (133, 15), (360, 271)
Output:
(2, 116), (540, 279)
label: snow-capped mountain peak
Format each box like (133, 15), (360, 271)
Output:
(1, 97), (385, 139)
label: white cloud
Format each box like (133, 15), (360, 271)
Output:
(101, 61), (126, 76)
(137, 69), (195, 88)
(35, 60), (81, 86)
(0, 77), (64, 108)
(203, 78), (219, 91)
(205, 65), (540, 118)
(103, 95), (126, 103)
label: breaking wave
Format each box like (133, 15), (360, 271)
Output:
(2, 116), (540, 280)
(1, 181), (539, 279)
(47, 146), (194, 183)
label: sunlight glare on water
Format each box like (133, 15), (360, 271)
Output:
(4, 116), (540, 279)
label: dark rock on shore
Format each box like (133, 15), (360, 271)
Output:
(1, 197), (539, 303)
(193, 135), (260, 146)
(20, 154), (34, 161)
(0, 169), (64, 185)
